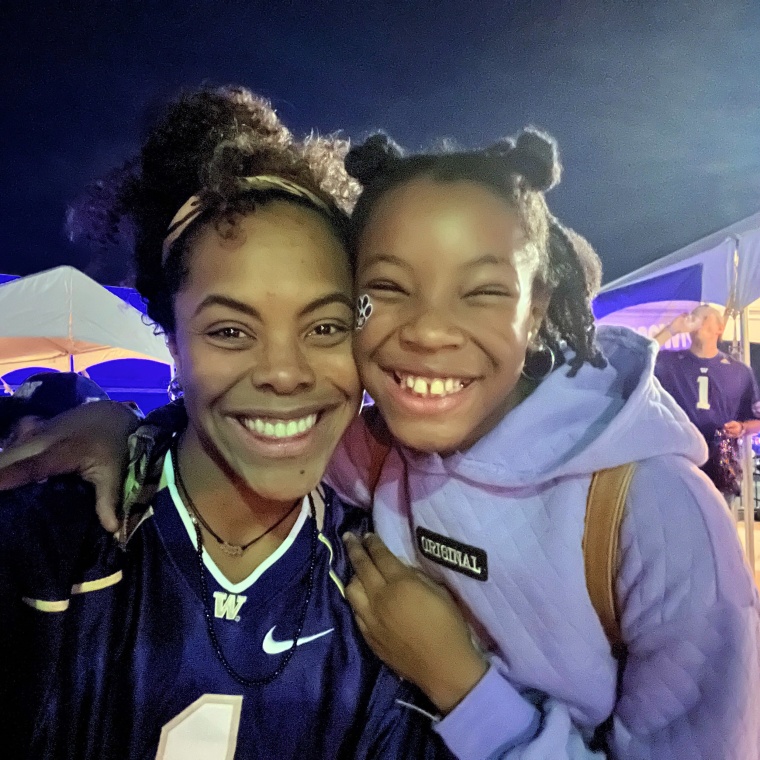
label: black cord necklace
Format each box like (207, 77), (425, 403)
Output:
(172, 444), (300, 558)
(172, 444), (318, 687)
(186, 486), (300, 558)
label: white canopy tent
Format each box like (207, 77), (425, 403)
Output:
(0, 266), (172, 373)
(597, 211), (760, 574)
(601, 210), (760, 306)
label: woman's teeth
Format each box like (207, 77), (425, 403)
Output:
(240, 414), (317, 439)
(395, 373), (467, 397)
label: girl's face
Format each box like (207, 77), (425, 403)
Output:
(355, 177), (548, 454)
(169, 201), (361, 502)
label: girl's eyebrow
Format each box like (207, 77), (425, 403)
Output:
(463, 253), (510, 268)
(363, 253), (413, 270)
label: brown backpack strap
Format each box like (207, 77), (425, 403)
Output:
(583, 463), (637, 649)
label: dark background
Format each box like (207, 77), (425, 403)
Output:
(2, 0), (759, 286)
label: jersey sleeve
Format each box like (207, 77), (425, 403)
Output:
(426, 456), (760, 760)
(652, 349), (672, 383)
(352, 666), (455, 760)
(0, 478), (109, 758)
(737, 363), (760, 421)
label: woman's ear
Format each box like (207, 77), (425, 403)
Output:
(167, 333), (180, 374)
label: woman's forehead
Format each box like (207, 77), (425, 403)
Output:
(187, 204), (351, 291)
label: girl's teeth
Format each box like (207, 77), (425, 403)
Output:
(430, 379), (445, 396)
(242, 414), (317, 439)
(397, 374), (466, 398)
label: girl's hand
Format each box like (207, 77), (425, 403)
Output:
(343, 531), (488, 713)
(0, 400), (138, 533)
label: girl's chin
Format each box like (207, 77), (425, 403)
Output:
(382, 419), (470, 456)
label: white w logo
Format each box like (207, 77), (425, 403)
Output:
(213, 591), (247, 621)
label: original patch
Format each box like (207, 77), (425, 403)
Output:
(416, 527), (488, 581)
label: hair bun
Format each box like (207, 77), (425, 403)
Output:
(482, 137), (516, 158)
(510, 128), (561, 192)
(345, 132), (404, 185)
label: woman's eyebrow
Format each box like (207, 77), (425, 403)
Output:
(299, 292), (354, 317)
(193, 292), (353, 320)
(194, 294), (260, 319)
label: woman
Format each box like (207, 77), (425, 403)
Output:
(0, 87), (452, 760)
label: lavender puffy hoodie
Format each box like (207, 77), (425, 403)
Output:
(328, 326), (760, 759)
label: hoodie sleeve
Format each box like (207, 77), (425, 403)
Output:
(433, 660), (604, 759)
(432, 455), (760, 760)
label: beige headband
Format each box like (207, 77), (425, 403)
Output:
(161, 175), (333, 264)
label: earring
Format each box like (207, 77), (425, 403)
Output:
(355, 294), (374, 331)
(521, 339), (556, 381)
(167, 375), (184, 401)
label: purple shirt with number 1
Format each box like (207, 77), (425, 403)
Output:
(655, 350), (760, 486)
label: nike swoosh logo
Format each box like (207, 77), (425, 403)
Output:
(262, 626), (334, 655)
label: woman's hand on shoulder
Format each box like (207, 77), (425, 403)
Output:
(343, 532), (488, 714)
(0, 400), (139, 532)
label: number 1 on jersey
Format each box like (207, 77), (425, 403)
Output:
(697, 375), (711, 410)
(156, 694), (242, 760)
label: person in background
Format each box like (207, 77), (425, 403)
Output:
(655, 305), (760, 502)
(0, 371), (109, 448)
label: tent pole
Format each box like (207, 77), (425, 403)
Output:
(739, 307), (756, 575)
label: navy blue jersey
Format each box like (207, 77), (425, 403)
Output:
(655, 349), (760, 442)
(0, 455), (451, 760)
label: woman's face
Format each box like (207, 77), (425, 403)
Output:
(354, 177), (547, 454)
(169, 201), (360, 502)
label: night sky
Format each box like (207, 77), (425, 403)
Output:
(2, 0), (759, 285)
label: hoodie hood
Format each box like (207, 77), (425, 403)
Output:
(403, 325), (708, 488)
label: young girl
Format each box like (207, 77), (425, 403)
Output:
(3, 128), (758, 759)
(0, 88), (452, 760)
(335, 132), (760, 759)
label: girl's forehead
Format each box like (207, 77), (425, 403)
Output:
(368, 175), (515, 215)
(357, 177), (527, 268)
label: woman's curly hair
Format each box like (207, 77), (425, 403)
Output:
(68, 85), (360, 334)
(345, 130), (606, 377)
